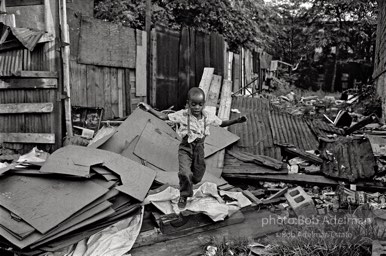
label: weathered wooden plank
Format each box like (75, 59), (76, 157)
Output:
(117, 69), (124, 117)
(198, 67), (214, 98)
(86, 65), (96, 107)
(69, 60), (79, 106)
(124, 69), (131, 115)
(0, 103), (53, 114)
(103, 67), (112, 119)
(205, 74), (222, 115)
(136, 30), (147, 97)
(6, 0), (43, 7)
(13, 71), (58, 78)
(0, 133), (55, 144)
(79, 63), (87, 106)
(78, 17), (136, 68)
(95, 66), (104, 109)
(110, 68), (119, 118)
(0, 78), (57, 89)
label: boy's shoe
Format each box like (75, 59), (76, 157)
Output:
(178, 196), (187, 209)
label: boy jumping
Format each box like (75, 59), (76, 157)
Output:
(139, 87), (246, 209)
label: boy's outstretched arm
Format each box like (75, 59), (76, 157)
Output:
(138, 102), (169, 120)
(220, 116), (247, 127)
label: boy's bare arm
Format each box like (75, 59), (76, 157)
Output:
(220, 116), (247, 127)
(138, 102), (169, 120)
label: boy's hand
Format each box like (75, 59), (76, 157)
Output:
(138, 102), (151, 111)
(238, 116), (247, 123)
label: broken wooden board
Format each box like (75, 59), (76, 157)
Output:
(0, 78), (58, 89)
(205, 75), (222, 114)
(78, 16), (136, 68)
(281, 146), (323, 164)
(134, 120), (180, 172)
(0, 175), (108, 234)
(131, 209), (283, 255)
(223, 154), (288, 175)
(223, 173), (338, 187)
(155, 211), (244, 236)
(366, 135), (386, 157)
(198, 67), (214, 97)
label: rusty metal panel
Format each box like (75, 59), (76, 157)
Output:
(269, 105), (318, 151)
(306, 119), (345, 138)
(229, 96), (281, 160)
(319, 136), (376, 182)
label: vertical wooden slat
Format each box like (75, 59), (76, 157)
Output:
(124, 69), (131, 115)
(117, 69), (124, 117)
(136, 30), (147, 97)
(79, 63), (87, 106)
(95, 66), (104, 109)
(103, 67), (112, 119)
(110, 68), (118, 118)
(86, 65), (96, 107)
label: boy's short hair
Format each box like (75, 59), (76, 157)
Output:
(187, 87), (205, 101)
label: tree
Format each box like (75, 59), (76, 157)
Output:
(94, 0), (279, 52)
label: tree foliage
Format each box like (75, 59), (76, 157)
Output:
(94, 0), (279, 52)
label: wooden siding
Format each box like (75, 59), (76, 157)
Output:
(375, 0), (386, 120)
(69, 60), (139, 119)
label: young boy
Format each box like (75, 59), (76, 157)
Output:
(139, 87), (246, 208)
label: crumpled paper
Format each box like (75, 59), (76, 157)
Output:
(145, 182), (251, 222)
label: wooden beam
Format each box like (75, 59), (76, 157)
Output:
(0, 133), (55, 144)
(205, 74), (222, 115)
(0, 103), (53, 114)
(0, 78), (58, 89)
(6, 0), (43, 7)
(12, 71), (58, 78)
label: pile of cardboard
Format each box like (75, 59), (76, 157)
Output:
(0, 144), (157, 253)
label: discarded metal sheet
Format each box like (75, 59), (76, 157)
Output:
(319, 136), (376, 182)
(227, 150), (283, 169)
(0, 175), (108, 234)
(134, 120), (180, 172)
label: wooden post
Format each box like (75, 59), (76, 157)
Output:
(59, 0), (73, 136)
(145, 0), (153, 105)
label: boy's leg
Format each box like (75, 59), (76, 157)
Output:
(178, 141), (194, 198)
(191, 142), (206, 184)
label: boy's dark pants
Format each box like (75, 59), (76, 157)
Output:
(178, 137), (206, 197)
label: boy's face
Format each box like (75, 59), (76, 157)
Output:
(188, 94), (205, 118)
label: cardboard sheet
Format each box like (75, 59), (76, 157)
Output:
(0, 206), (35, 239)
(205, 126), (240, 157)
(0, 175), (108, 234)
(100, 109), (178, 153)
(134, 121), (180, 172)
(37, 145), (156, 202)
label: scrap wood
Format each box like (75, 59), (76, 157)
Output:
(263, 187), (288, 202)
(281, 146), (322, 164)
(345, 114), (378, 135)
(154, 169), (228, 187)
(227, 150), (283, 170)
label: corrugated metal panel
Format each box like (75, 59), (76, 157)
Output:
(320, 136), (376, 182)
(0, 44), (49, 75)
(305, 119), (345, 138)
(269, 105), (318, 151)
(229, 96), (319, 160)
(10, 27), (45, 52)
(229, 96), (281, 160)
